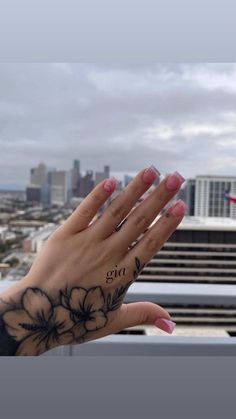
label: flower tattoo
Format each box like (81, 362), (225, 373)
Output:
(3, 288), (74, 355)
(0, 257), (143, 355)
(60, 286), (108, 340)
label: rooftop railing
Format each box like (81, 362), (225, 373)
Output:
(46, 281), (236, 356)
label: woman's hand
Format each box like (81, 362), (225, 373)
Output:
(0, 166), (186, 355)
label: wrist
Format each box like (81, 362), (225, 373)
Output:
(0, 276), (73, 356)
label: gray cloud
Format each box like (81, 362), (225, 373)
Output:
(0, 63), (236, 189)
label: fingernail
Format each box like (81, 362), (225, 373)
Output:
(168, 200), (187, 217)
(154, 318), (176, 334)
(142, 165), (160, 184)
(103, 177), (118, 193)
(166, 171), (185, 191)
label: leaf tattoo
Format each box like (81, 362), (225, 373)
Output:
(133, 257), (145, 280)
(106, 281), (133, 311)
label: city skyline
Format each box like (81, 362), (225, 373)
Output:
(1, 157), (236, 192)
(1, 64), (236, 189)
(2, 157), (236, 192)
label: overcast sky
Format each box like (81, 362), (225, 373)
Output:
(1, 63), (236, 189)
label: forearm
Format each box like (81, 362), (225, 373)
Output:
(0, 279), (30, 356)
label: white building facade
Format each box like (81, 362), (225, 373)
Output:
(50, 171), (72, 205)
(195, 175), (236, 219)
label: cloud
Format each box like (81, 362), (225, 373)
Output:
(0, 63), (236, 189)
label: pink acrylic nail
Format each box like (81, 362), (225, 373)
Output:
(103, 177), (118, 193)
(168, 200), (187, 217)
(166, 171), (185, 191)
(154, 318), (176, 334)
(142, 165), (160, 184)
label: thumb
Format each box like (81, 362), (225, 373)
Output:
(118, 302), (176, 334)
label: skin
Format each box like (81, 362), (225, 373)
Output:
(0, 167), (186, 355)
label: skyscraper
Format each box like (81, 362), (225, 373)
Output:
(124, 174), (133, 187)
(79, 170), (94, 197)
(26, 163), (49, 204)
(50, 170), (72, 205)
(71, 160), (81, 197)
(94, 166), (110, 186)
(104, 165), (110, 177)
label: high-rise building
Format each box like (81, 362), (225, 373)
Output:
(50, 170), (72, 205)
(79, 170), (94, 197)
(73, 160), (80, 173)
(30, 163), (47, 186)
(104, 165), (110, 177)
(124, 174), (133, 187)
(194, 175), (236, 218)
(94, 165), (110, 186)
(26, 163), (49, 204)
(71, 160), (81, 197)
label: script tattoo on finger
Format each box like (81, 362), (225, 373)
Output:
(106, 265), (126, 284)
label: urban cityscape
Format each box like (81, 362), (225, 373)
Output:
(1, 159), (236, 339)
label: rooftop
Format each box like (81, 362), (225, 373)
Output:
(196, 174), (236, 179)
(28, 223), (57, 240)
(177, 216), (236, 231)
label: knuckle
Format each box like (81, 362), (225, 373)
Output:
(133, 213), (149, 230)
(145, 235), (160, 253)
(108, 202), (126, 220)
(138, 305), (150, 324)
(129, 182), (142, 196)
(78, 206), (93, 220)
(139, 302), (156, 324)
(91, 191), (102, 205)
(138, 311), (147, 325)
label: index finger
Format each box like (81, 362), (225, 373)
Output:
(60, 177), (118, 235)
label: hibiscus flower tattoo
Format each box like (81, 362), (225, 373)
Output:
(3, 288), (74, 355)
(0, 258), (142, 355)
(60, 286), (108, 340)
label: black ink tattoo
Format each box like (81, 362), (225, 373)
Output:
(106, 281), (132, 311)
(0, 257), (143, 356)
(133, 257), (145, 280)
(106, 265), (126, 284)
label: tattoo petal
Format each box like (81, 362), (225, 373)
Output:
(22, 288), (53, 322)
(72, 323), (86, 340)
(83, 287), (105, 312)
(16, 332), (46, 356)
(3, 309), (35, 341)
(53, 306), (74, 333)
(85, 310), (107, 332)
(69, 288), (87, 311)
